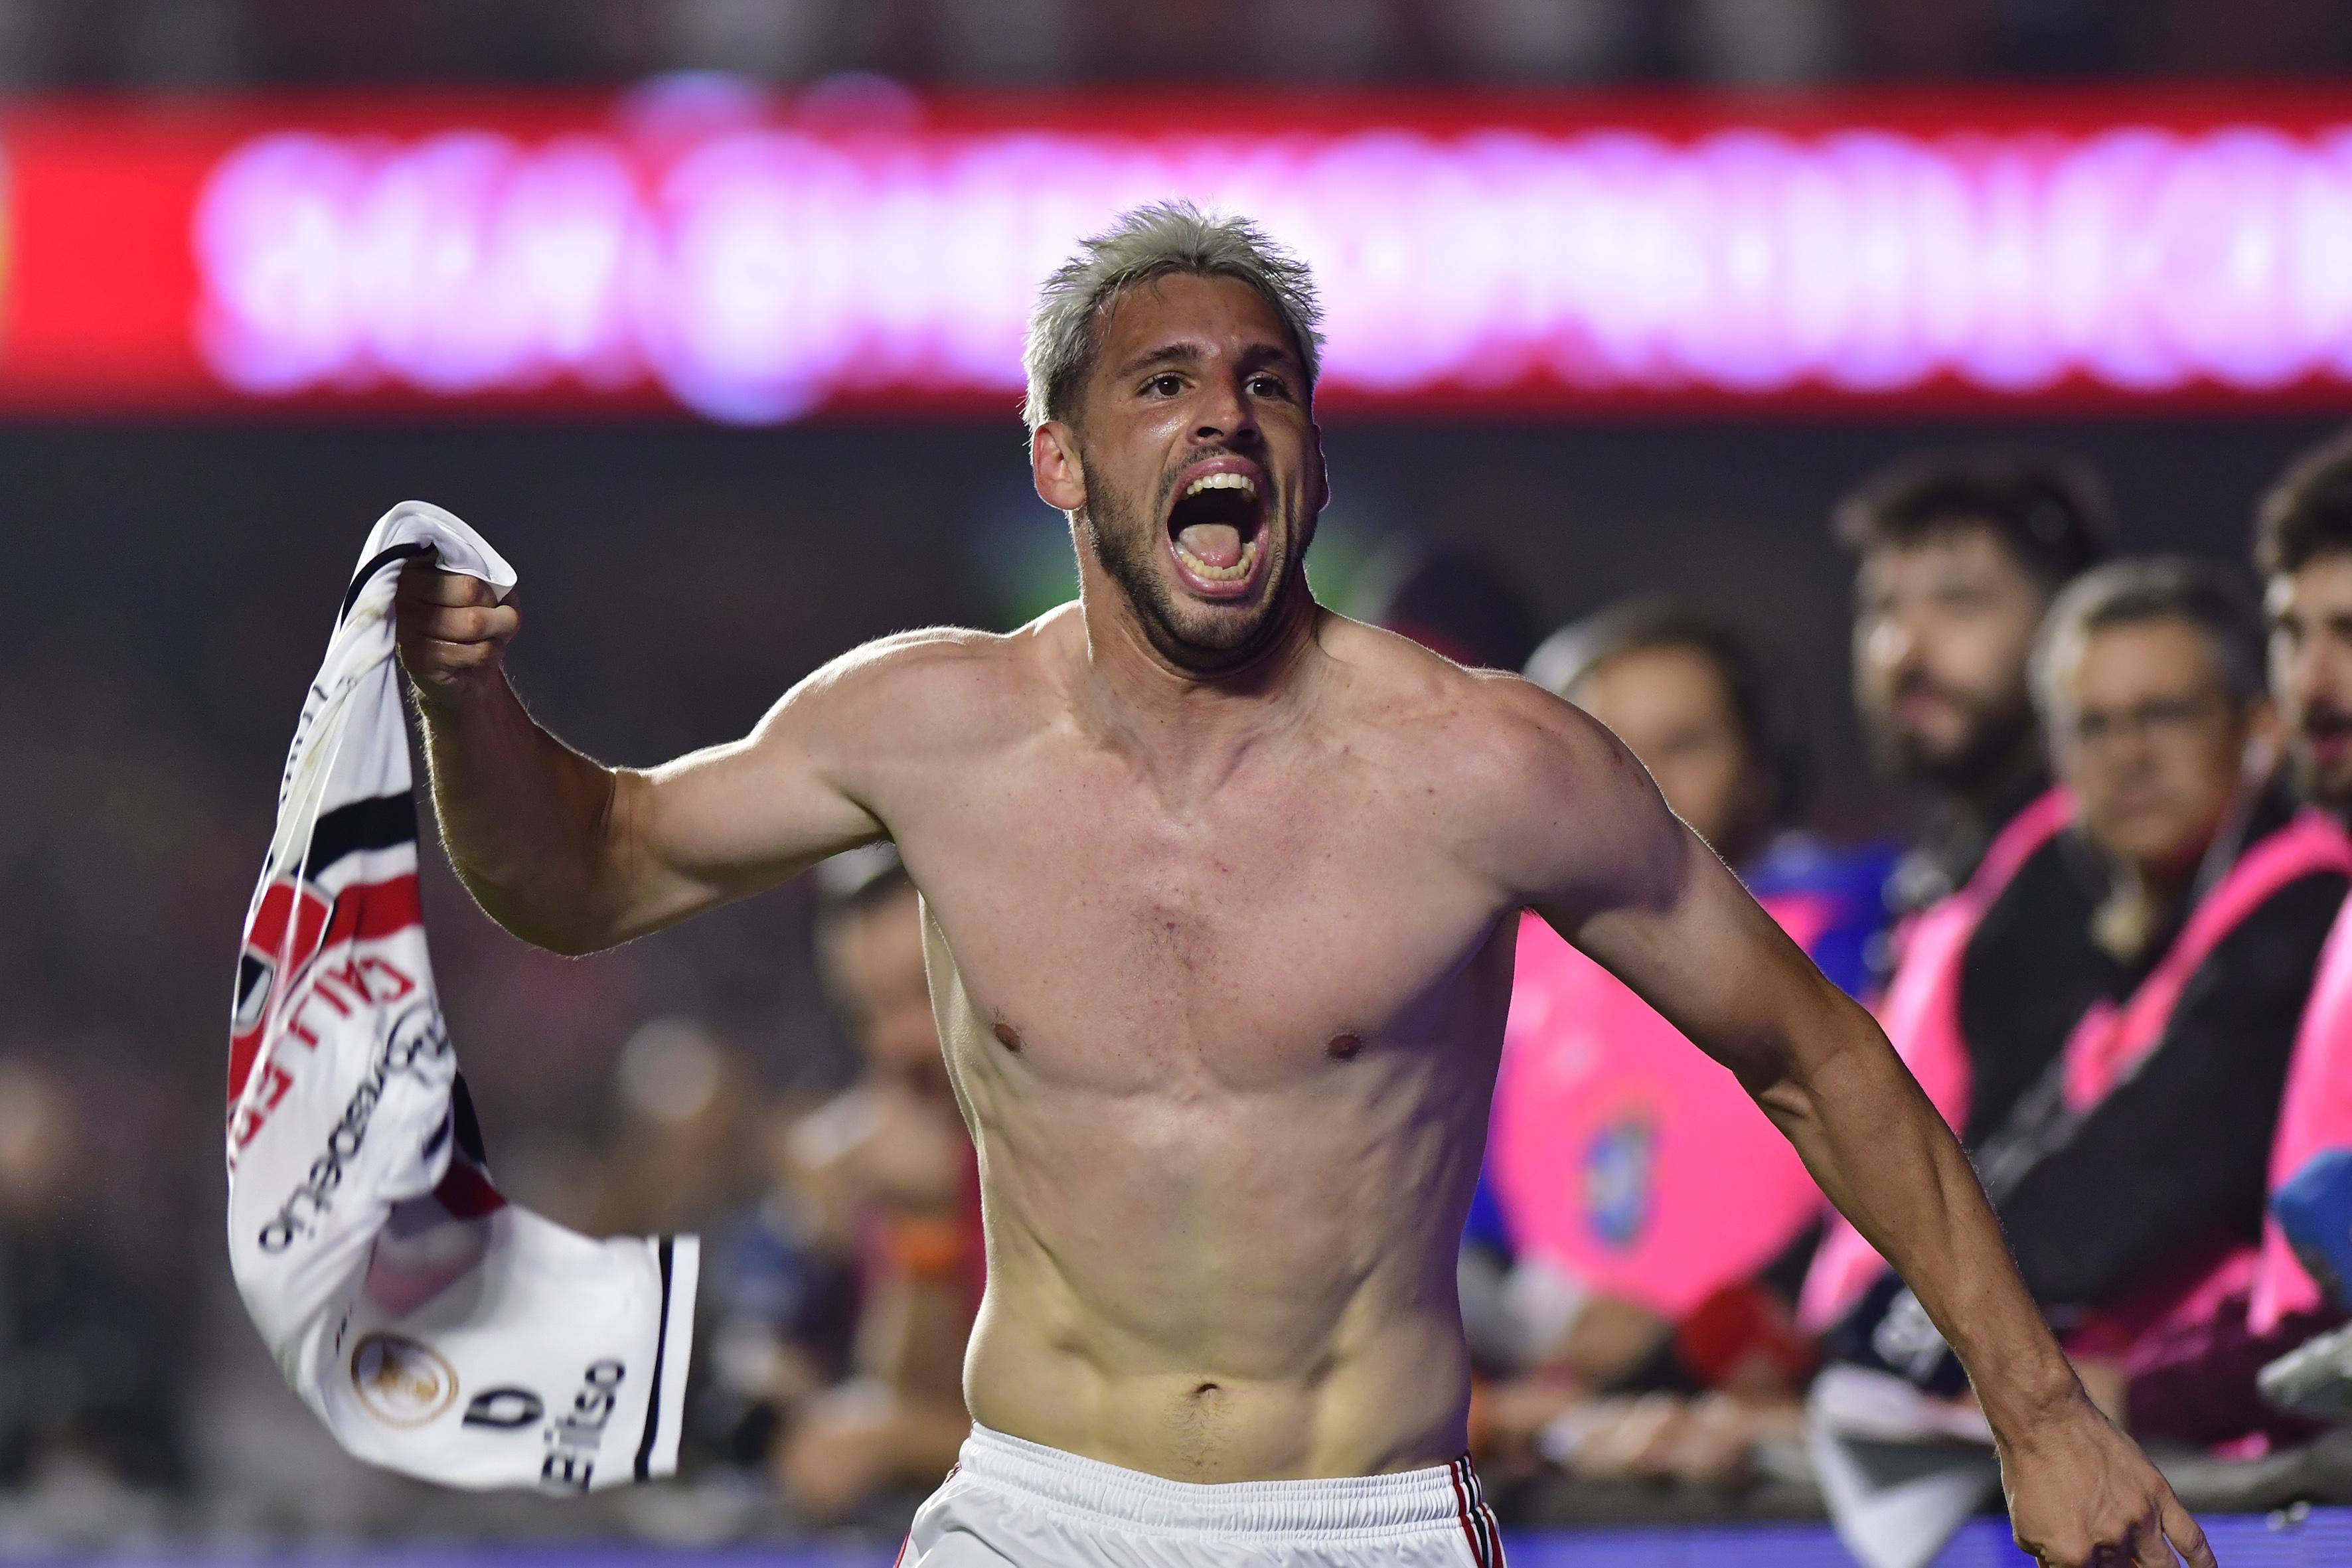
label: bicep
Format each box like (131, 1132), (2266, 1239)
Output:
(1484, 680), (1859, 1087)
(614, 675), (888, 935)
(1537, 826), (1845, 1093)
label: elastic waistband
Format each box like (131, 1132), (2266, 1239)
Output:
(952, 1423), (1490, 1538)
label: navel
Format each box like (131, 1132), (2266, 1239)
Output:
(994, 1021), (1024, 1054)
(1326, 1032), (1363, 1061)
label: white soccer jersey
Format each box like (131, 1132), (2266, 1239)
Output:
(226, 502), (696, 1494)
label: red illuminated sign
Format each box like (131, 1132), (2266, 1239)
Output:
(4, 85), (2352, 420)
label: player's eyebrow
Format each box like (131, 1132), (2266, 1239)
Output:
(1115, 339), (1303, 381)
(1115, 342), (1205, 379)
(1234, 343), (1297, 372)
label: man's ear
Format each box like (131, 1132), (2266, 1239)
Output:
(1309, 421), (1332, 515)
(1032, 422), (1087, 512)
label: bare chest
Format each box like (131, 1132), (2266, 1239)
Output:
(898, 751), (1506, 1091)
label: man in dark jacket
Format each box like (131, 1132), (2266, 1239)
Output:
(1829, 560), (2348, 1448)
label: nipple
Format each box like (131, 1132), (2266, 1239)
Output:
(1326, 1032), (1363, 1061)
(994, 1021), (1024, 1053)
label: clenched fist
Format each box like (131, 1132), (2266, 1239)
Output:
(395, 559), (519, 706)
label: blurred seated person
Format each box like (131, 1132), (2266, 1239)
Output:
(1350, 537), (1538, 674)
(1801, 470), (2127, 1332)
(1840, 451), (2108, 918)
(2252, 435), (2352, 1340)
(1809, 559), (2350, 1450)
(1816, 456), (2120, 1354)
(592, 1016), (767, 1238)
(1473, 604), (1893, 1479)
(2136, 436), (2352, 1441)
(599, 1016), (862, 1471)
(773, 845), (977, 1523)
(0, 1060), (186, 1491)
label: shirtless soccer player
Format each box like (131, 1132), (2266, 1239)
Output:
(397, 204), (2211, 1568)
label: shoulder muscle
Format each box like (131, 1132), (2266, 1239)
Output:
(1437, 672), (1687, 919)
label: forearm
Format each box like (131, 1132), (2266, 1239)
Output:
(1516, 710), (2207, 1567)
(412, 674), (632, 954)
(1758, 1006), (2080, 1434)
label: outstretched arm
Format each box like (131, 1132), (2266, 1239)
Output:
(396, 562), (885, 954)
(1478, 680), (2212, 1568)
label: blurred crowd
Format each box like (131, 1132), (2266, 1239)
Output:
(17, 428), (2352, 1540)
(1446, 435), (2352, 1503)
(1, 0), (2349, 90)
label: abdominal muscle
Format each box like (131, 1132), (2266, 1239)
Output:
(962, 1269), (1475, 1483)
(944, 1031), (1491, 1482)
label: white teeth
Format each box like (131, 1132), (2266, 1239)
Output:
(1174, 534), (1261, 582)
(1184, 471), (1258, 499)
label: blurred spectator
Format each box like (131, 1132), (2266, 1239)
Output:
(2261, 432), (2352, 824)
(1472, 604), (1893, 1484)
(766, 845), (975, 1525)
(0, 1061), (186, 1493)
(1352, 539), (1537, 674)
(1812, 559), (2349, 1450)
(1525, 600), (1895, 993)
(592, 1017), (769, 1237)
(1824, 455), (2118, 1287)
(1529, 603), (1800, 868)
(585, 1016), (828, 1478)
(2181, 433), (2352, 1434)
(1841, 450), (2109, 917)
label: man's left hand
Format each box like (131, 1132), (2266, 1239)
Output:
(1999, 1389), (2215, 1568)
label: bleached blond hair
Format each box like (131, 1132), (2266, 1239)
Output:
(1022, 201), (1324, 433)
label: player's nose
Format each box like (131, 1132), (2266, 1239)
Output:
(1192, 378), (1259, 445)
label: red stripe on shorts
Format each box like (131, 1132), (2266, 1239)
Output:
(1467, 1458), (1505, 1566)
(1449, 1456), (1489, 1567)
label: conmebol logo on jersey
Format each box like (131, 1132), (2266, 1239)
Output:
(189, 112), (2352, 422)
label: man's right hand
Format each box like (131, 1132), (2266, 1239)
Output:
(395, 560), (519, 705)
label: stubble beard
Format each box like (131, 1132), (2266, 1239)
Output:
(1871, 690), (2037, 795)
(1077, 454), (1304, 675)
(2291, 738), (2352, 822)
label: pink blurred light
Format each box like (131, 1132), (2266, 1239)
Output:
(191, 121), (2352, 420)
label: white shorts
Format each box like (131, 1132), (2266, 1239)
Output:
(898, 1423), (1507, 1567)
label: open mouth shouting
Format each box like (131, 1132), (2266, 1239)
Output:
(1166, 458), (1271, 599)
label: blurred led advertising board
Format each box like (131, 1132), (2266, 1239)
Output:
(6, 81), (2352, 420)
